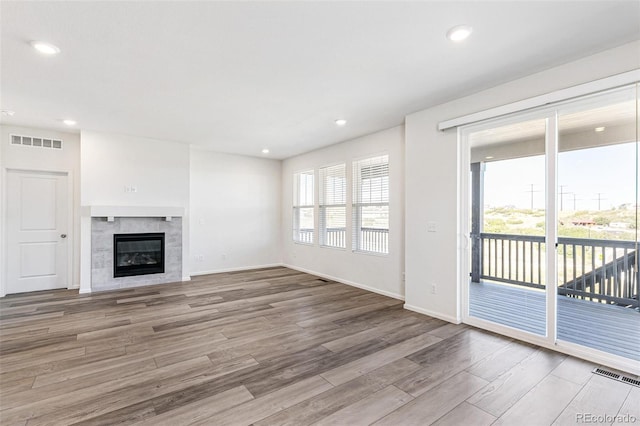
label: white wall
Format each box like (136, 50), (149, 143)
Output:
(80, 131), (190, 207)
(190, 148), (282, 274)
(404, 40), (640, 323)
(80, 131), (191, 290)
(282, 126), (405, 299)
(0, 125), (81, 296)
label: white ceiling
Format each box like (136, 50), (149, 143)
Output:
(1, 1), (639, 159)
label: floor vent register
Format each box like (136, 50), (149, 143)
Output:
(593, 367), (640, 388)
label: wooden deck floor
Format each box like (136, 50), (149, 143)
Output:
(469, 280), (640, 361)
(1, 267), (638, 425)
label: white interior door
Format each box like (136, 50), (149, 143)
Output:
(6, 170), (69, 294)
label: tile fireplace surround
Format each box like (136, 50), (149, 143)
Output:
(82, 206), (184, 293)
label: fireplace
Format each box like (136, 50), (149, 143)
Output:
(113, 233), (165, 278)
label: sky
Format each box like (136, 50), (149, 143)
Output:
(483, 142), (639, 210)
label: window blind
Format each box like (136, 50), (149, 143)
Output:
(352, 155), (389, 254)
(319, 163), (346, 248)
(293, 170), (314, 243)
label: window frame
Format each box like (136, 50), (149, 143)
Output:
(319, 163), (347, 249)
(292, 169), (315, 244)
(352, 154), (390, 255)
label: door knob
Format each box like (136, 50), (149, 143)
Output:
(61, 234), (67, 238)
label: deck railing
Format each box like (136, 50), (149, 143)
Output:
(297, 228), (314, 244)
(476, 233), (546, 289)
(298, 227), (388, 253)
(358, 227), (388, 253)
(558, 238), (638, 307)
(473, 233), (639, 308)
(325, 227), (347, 248)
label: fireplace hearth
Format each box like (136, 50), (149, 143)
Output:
(113, 233), (165, 278)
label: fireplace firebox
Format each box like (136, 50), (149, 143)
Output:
(113, 233), (165, 278)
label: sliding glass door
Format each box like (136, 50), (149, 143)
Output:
(556, 86), (639, 361)
(462, 84), (639, 365)
(467, 116), (548, 337)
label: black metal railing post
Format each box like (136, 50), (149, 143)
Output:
(470, 163), (483, 283)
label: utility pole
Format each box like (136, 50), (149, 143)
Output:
(592, 193), (607, 210)
(559, 185), (568, 211)
(570, 194), (588, 211)
(525, 184), (541, 210)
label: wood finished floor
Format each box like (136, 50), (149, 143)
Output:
(0, 267), (638, 426)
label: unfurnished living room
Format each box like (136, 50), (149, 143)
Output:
(1, 1), (639, 425)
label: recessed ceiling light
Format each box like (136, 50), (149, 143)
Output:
(63, 119), (76, 126)
(446, 25), (473, 42)
(30, 41), (61, 55)
(261, 148), (270, 154)
(594, 126), (605, 132)
(1, 110), (15, 116)
(335, 119), (347, 126)
(485, 156), (494, 159)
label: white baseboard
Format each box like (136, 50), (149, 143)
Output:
(403, 303), (461, 324)
(181, 276), (191, 282)
(78, 287), (92, 294)
(282, 263), (405, 301)
(190, 263), (283, 277)
(191, 262), (405, 301)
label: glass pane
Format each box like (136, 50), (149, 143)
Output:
(321, 164), (346, 205)
(353, 155), (389, 253)
(298, 207), (314, 243)
(468, 117), (547, 336)
(116, 240), (162, 266)
(293, 170), (314, 243)
(297, 171), (314, 206)
(354, 155), (389, 204)
(359, 205), (388, 253)
(556, 85), (639, 361)
(322, 206), (346, 248)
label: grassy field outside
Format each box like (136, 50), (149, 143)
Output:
(481, 206), (637, 291)
(484, 205), (637, 241)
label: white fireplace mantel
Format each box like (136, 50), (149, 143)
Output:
(82, 205), (185, 220)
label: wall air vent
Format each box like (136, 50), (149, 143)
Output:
(10, 134), (63, 150)
(592, 367), (640, 388)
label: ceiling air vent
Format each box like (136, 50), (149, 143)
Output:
(593, 367), (640, 388)
(10, 134), (63, 150)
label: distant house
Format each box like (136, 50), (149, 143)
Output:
(572, 219), (596, 226)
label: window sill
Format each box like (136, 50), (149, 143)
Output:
(293, 241), (314, 246)
(319, 245), (347, 251)
(352, 249), (389, 257)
